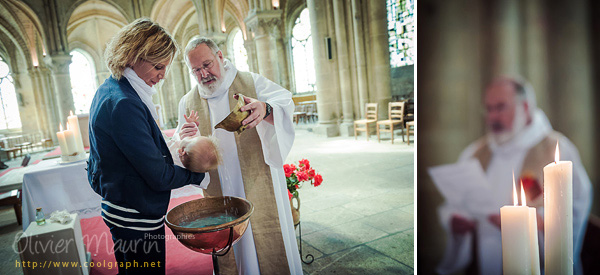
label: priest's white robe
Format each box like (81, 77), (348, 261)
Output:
(437, 109), (592, 275)
(170, 60), (302, 275)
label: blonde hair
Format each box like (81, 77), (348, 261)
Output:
(180, 135), (222, 173)
(104, 18), (178, 80)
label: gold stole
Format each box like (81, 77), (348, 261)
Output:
(473, 131), (562, 207)
(183, 71), (290, 275)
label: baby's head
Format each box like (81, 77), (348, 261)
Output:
(178, 135), (221, 173)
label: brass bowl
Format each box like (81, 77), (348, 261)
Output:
(165, 196), (254, 254)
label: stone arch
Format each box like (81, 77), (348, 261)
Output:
(0, 0), (46, 71)
(65, 0), (132, 29)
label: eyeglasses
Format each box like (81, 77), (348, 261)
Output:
(192, 58), (216, 74)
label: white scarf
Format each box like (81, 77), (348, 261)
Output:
(123, 67), (159, 121)
(198, 59), (238, 99)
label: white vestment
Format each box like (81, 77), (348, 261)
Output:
(170, 60), (302, 275)
(437, 109), (592, 275)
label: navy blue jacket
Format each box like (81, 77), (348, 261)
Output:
(87, 76), (205, 216)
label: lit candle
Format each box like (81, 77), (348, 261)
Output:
(501, 176), (532, 274)
(67, 110), (85, 153)
(523, 181), (541, 275)
(543, 142), (573, 275)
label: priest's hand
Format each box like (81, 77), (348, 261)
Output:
(488, 214), (502, 229)
(451, 214), (476, 235)
(235, 94), (274, 129)
(179, 122), (198, 139)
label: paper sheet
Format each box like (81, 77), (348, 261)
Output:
(428, 159), (497, 215)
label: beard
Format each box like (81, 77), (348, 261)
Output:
(197, 61), (227, 97)
(490, 103), (528, 145)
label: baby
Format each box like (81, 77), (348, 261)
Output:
(178, 135), (221, 173)
(177, 110), (222, 173)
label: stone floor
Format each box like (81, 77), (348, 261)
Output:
(289, 123), (414, 274)
(0, 122), (414, 274)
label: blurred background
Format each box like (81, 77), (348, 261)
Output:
(417, 0), (600, 273)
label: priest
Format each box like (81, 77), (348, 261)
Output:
(437, 76), (592, 275)
(171, 37), (302, 274)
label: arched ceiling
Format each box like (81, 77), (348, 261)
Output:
(0, 0), (45, 71)
(151, 0), (195, 34)
(67, 0), (128, 69)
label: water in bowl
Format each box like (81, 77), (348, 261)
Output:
(180, 213), (237, 228)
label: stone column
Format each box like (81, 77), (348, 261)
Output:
(491, 0), (522, 76)
(245, 11), (281, 82)
(333, 0), (355, 135)
(45, 53), (74, 125)
(351, 0), (369, 116)
(367, 0), (392, 120)
(271, 26), (290, 89)
(244, 38), (259, 73)
(308, 0), (339, 137)
(34, 67), (61, 142)
(523, 0), (550, 112)
(181, 60), (192, 93)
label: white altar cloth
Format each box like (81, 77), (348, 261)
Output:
(21, 158), (101, 230)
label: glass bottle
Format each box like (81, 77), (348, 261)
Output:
(35, 207), (46, 225)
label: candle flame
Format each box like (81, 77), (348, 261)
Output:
(66, 122), (70, 130)
(520, 180), (527, 206)
(70, 110), (74, 116)
(512, 171), (518, 206)
(59, 123), (63, 131)
(555, 141), (560, 163)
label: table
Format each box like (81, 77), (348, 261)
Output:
(18, 213), (91, 275)
(21, 157), (101, 230)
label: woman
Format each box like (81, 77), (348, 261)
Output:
(87, 18), (205, 274)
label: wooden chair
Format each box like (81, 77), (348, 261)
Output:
(293, 104), (307, 124)
(377, 102), (405, 144)
(406, 121), (415, 145)
(354, 103), (378, 141)
(305, 103), (318, 123)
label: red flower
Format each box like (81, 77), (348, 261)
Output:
(288, 189), (293, 200)
(284, 164), (294, 178)
(299, 159), (310, 171)
(307, 168), (316, 179)
(313, 174), (323, 187)
(296, 171), (309, 182)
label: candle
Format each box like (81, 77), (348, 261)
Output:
(501, 176), (532, 274)
(56, 124), (69, 155)
(543, 142), (573, 275)
(67, 110), (85, 153)
(523, 182), (541, 275)
(63, 123), (78, 155)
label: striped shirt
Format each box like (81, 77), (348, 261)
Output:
(101, 200), (165, 231)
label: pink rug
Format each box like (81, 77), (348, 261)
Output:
(81, 194), (213, 275)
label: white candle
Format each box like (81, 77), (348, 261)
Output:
(543, 143), (573, 275)
(523, 182), (541, 275)
(501, 178), (532, 275)
(67, 110), (85, 153)
(63, 123), (78, 155)
(56, 124), (69, 155)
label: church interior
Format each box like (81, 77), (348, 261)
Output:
(419, 0), (600, 274)
(0, 0), (414, 274)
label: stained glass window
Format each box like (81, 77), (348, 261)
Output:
(69, 50), (97, 114)
(0, 57), (21, 130)
(387, 0), (414, 67)
(291, 8), (316, 94)
(231, 28), (250, 72)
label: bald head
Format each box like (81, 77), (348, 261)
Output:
(484, 77), (535, 144)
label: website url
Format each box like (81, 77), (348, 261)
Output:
(16, 259), (162, 270)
